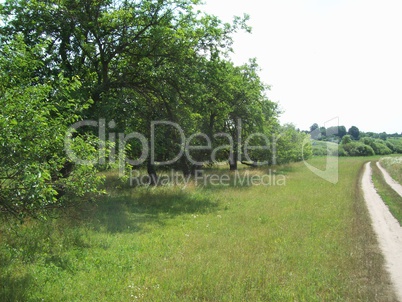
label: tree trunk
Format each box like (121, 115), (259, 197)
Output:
(229, 148), (238, 171)
(147, 161), (158, 186)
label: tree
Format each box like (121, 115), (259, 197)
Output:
(348, 126), (360, 140)
(379, 132), (387, 141)
(221, 59), (278, 170)
(319, 127), (327, 139)
(338, 126), (347, 139)
(308, 123), (321, 140)
(310, 123), (319, 133)
(0, 36), (103, 219)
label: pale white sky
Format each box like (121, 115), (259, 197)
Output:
(199, 0), (402, 133)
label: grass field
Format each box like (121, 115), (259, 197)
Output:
(0, 157), (396, 301)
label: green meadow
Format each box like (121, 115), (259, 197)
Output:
(0, 157), (396, 301)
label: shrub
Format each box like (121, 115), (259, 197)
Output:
(342, 142), (375, 156)
(338, 146), (348, 157)
(341, 135), (352, 145)
(388, 138), (402, 153)
(386, 141), (395, 153)
(0, 35), (103, 219)
(275, 124), (312, 163)
(362, 138), (392, 155)
(312, 141), (328, 156)
(354, 144), (375, 156)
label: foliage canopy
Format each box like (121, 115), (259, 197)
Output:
(0, 0), (312, 218)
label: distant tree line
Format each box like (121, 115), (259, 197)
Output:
(309, 123), (402, 141)
(308, 123), (402, 156)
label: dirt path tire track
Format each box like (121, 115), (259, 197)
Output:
(377, 161), (402, 198)
(362, 162), (402, 301)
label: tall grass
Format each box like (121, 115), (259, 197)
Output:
(379, 156), (402, 184)
(0, 157), (396, 301)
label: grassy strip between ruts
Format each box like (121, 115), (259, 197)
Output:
(0, 157), (397, 301)
(371, 161), (402, 225)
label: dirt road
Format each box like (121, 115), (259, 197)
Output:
(362, 162), (402, 301)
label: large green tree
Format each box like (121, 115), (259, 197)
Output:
(222, 59), (278, 170)
(348, 126), (360, 140)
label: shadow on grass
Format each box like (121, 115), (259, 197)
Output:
(0, 273), (31, 302)
(0, 188), (219, 300)
(79, 189), (219, 234)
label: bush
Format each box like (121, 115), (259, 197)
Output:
(354, 144), (375, 156)
(275, 124), (312, 164)
(0, 35), (103, 219)
(341, 135), (352, 145)
(311, 140), (339, 157)
(362, 138), (392, 155)
(386, 141), (395, 152)
(312, 141), (328, 156)
(338, 146), (348, 157)
(388, 138), (402, 153)
(341, 142), (375, 156)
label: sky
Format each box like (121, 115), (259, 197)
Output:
(199, 0), (402, 133)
